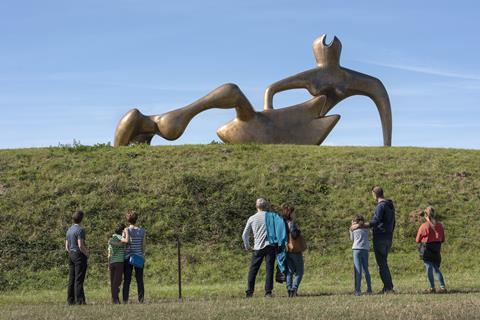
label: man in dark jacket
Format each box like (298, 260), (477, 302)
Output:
(352, 186), (395, 293)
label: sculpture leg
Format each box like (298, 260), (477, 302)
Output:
(114, 84), (256, 145)
(114, 108), (160, 146)
(155, 83), (255, 140)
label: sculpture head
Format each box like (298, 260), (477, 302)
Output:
(312, 34), (342, 68)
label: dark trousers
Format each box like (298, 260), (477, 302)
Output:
(373, 239), (394, 291)
(246, 245), (276, 295)
(67, 251), (88, 305)
(109, 262), (124, 304)
(123, 260), (144, 303)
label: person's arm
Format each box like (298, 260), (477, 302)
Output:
(350, 221), (368, 231)
(77, 229), (89, 257)
(65, 240), (70, 253)
(369, 204), (384, 229)
(415, 224), (426, 243)
(242, 218), (253, 250)
(110, 228), (129, 247)
(290, 223), (301, 239)
(108, 244), (112, 264)
(122, 228), (130, 244)
(142, 233), (146, 254)
(78, 239), (89, 257)
(349, 229), (354, 241)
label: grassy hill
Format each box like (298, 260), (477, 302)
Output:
(0, 144), (479, 293)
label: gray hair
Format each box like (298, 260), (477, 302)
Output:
(256, 198), (269, 211)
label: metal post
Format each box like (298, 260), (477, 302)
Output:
(177, 236), (183, 302)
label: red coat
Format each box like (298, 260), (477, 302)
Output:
(416, 221), (445, 243)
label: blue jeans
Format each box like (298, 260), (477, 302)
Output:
(353, 249), (372, 293)
(286, 253), (304, 291)
(373, 239), (394, 291)
(123, 260), (144, 303)
(424, 261), (445, 289)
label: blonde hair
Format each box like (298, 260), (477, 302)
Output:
(424, 206), (435, 219)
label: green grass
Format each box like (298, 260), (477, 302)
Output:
(0, 144), (479, 293)
(1, 144), (480, 319)
(2, 292), (480, 320)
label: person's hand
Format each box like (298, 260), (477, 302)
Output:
(350, 223), (360, 231)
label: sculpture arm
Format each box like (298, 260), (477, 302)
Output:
(264, 74), (312, 110)
(343, 70), (392, 146)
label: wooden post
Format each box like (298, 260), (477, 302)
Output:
(177, 236), (183, 302)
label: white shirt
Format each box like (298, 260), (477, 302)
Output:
(242, 211), (270, 250)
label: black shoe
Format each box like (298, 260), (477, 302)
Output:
(378, 288), (395, 295)
(246, 292), (253, 298)
(287, 290), (293, 297)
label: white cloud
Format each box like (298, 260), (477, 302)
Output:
(359, 60), (480, 81)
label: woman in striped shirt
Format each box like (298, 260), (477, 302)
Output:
(121, 211), (146, 303)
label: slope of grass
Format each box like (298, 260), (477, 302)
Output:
(0, 144), (479, 292)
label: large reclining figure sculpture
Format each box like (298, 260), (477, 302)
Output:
(114, 35), (392, 146)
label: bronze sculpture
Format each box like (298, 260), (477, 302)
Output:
(114, 35), (392, 146)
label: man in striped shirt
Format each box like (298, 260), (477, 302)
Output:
(242, 198), (276, 297)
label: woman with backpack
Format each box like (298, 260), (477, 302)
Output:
(416, 206), (446, 293)
(280, 203), (306, 297)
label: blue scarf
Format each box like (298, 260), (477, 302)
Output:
(265, 211), (288, 273)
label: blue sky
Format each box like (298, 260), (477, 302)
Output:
(1, 0), (479, 149)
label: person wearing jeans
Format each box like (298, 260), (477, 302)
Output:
(280, 203), (306, 297)
(350, 214), (372, 296)
(416, 206), (446, 293)
(65, 210), (89, 305)
(285, 253), (304, 296)
(242, 198), (276, 297)
(352, 186), (395, 293)
(424, 261), (446, 291)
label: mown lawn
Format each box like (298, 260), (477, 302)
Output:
(2, 292), (480, 320)
(2, 272), (480, 319)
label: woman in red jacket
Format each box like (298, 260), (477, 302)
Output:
(415, 206), (446, 293)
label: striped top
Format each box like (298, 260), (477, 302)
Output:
(242, 211), (269, 250)
(108, 234), (125, 264)
(125, 226), (146, 259)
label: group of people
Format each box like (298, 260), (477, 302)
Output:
(241, 186), (447, 297)
(65, 211), (146, 305)
(242, 199), (306, 298)
(64, 186), (446, 304)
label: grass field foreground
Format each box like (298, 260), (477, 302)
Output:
(2, 292), (480, 320)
